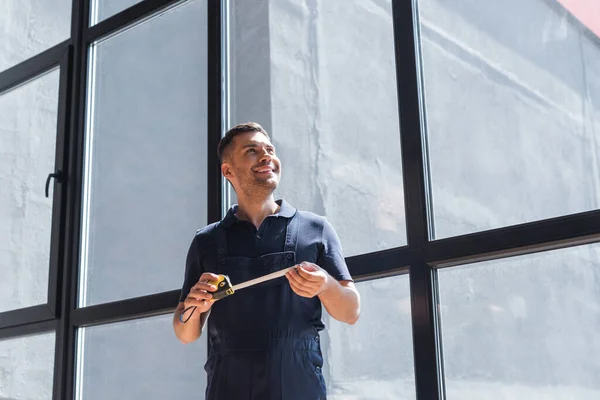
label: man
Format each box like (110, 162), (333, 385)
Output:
(173, 122), (360, 400)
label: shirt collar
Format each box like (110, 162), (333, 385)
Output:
(220, 199), (296, 228)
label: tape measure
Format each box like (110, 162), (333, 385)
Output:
(180, 267), (294, 323)
(209, 274), (235, 300)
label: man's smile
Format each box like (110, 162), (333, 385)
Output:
(253, 165), (277, 174)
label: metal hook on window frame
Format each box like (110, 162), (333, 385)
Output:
(45, 170), (63, 198)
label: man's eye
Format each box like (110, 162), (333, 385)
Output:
(268, 148), (275, 154)
(247, 149), (256, 153)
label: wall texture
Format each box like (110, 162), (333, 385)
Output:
(0, 0), (71, 73)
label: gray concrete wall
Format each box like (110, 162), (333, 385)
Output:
(0, 332), (55, 400)
(0, 0), (71, 74)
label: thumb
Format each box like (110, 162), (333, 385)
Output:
(298, 262), (319, 272)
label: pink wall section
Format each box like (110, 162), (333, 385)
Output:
(557, 0), (600, 37)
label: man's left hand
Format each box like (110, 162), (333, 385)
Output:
(286, 262), (332, 298)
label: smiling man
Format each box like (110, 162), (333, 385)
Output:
(173, 122), (360, 400)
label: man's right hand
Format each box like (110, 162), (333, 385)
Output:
(184, 272), (221, 314)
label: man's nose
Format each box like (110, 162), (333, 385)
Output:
(259, 148), (272, 162)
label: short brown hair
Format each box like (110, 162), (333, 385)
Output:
(217, 122), (270, 164)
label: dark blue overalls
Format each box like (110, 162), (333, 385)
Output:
(204, 211), (327, 400)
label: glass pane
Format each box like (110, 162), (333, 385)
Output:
(228, 0), (406, 256)
(81, 0), (207, 306)
(438, 244), (600, 399)
(0, 70), (60, 313)
(76, 314), (207, 399)
(417, 0), (600, 239)
(90, 0), (144, 25)
(0, 0), (71, 73)
(323, 275), (415, 399)
(0, 331), (55, 400)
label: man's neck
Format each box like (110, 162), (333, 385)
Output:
(234, 195), (280, 229)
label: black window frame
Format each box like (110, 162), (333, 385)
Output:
(0, 43), (72, 330)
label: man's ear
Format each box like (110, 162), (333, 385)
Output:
(221, 162), (232, 178)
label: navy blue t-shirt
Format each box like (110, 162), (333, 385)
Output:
(178, 199), (352, 303)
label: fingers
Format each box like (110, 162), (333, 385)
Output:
(286, 268), (319, 297)
(297, 261), (319, 272)
(287, 276), (314, 298)
(199, 273), (221, 284)
(296, 264), (322, 281)
(188, 288), (213, 301)
(286, 268), (311, 289)
(192, 281), (217, 292)
(193, 273), (221, 292)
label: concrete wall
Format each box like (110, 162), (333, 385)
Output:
(0, 0), (71, 74)
(0, 333), (55, 400)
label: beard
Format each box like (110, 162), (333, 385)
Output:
(234, 167), (280, 198)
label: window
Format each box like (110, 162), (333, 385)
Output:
(76, 315), (207, 399)
(80, 0), (208, 306)
(438, 244), (600, 398)
(0, 70), (60, 313)
(0, 332), (55, 399)
(227, 0), (406, 256)
(90, 0), (145, 25)
(323, 274), (416, 399)
(0, 0), (71, 73)
(416, 0), (600, 238)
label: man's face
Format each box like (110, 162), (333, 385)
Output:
(222, 131), (281, 195)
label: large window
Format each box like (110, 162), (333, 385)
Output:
(80, 0), (208, 306)
(76, 315), (207, 399)
(323, 275), (415, 400)
(417, 0), (600, 239)
(227, 0), (407, 256)
(438, 244), (600, 399)
(0, 71), (60, 313)
(90, 0), (145, 24)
